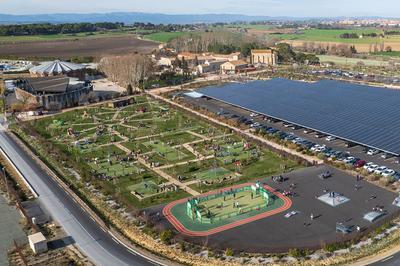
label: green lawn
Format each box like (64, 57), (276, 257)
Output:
(373, 51), (400, 57)
(170, 187), (285, 232)
(144, 32), (188, 43)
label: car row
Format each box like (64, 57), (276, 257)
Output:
(216, 110), (400, 180)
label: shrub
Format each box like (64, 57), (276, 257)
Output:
(225, 248), (234, 257)
(160, 230), (174, 244)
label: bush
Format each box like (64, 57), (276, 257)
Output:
(225, 248), (234, 257)
(288, 248), (309, 258)
(160, 230), (174, 244)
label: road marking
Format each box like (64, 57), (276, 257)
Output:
(90, 217), (96, 222)
(112, 237), (119, 243)
(381, 255), (394, 262)
(127, 249), (137, 256)
(101, 227), (106, 233)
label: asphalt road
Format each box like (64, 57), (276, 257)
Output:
(370, 252), (400, 266)
(0, 129), (158, 266)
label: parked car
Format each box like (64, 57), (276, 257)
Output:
(392, 172), (400, 181)
(343, 156), (357, 164)
(382, 169), (396, 177)
(303, 129), (313, 134)
(326, 136), (336, 142)
(284, 210), (300, 218)
(367, 164), (379, 173)
(354, 160), (366, 168)
(250, 122), (261, 128)
(374, 166), (388, 175)
(363, 162), (374, 170)
(315, 133), (325, 138)
(283, 122), (293, 128)
(381, 153), (393, 159)
(345, 142), (357, 148)
(250, 112), (259, 117)
(318, 171), (332, 179)
(367, 149), (379, 156)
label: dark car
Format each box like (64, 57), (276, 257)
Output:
(354, 160), (366, 168)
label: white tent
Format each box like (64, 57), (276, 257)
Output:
(29, 60), (84, 76)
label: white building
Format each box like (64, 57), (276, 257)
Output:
(28, 232), (48, 254)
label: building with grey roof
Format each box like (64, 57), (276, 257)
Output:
(29, 60), (85, 77)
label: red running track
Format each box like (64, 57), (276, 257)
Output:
(163, 182), (292, 237)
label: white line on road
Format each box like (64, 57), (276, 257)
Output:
(381, 255), (394, 262)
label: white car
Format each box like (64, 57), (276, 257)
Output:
(303, 129), (312, 134)
(250, 122), (261, 128)
(381, 153), (393, 159)
(363, 162), (374, 169)
(284, 210), (299, 218)
(382, 169), (396, 177)
(374, 166), (388, 175)
(367, 164), (379, 173)
(343, 156), (356, 164)
(326, 136), (336, 142)
(367, 149), (379, 156)
(250, 112), (259, 117)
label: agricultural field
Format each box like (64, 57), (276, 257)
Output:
(0, 35), (158, 60)
(0, 31), (131, 43)
(26, 95), (299, 209)
(143, 31), (188, 43)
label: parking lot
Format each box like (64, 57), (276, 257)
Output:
(155, 165), (399, 253)
(183, 95), (400, 176)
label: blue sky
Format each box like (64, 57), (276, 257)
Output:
(1, 0), (398, 17)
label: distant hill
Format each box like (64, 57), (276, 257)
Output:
(0, 12), (299, 25)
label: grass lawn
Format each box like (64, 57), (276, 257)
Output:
(198, 189), (267, 219)
(128, 180), (160, 196)
(373, 51), (400, 57)
(144, 32), (188, 43)
(169, 186), (285, 232)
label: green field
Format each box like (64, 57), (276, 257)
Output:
(373, 51), (400, 57)
(273, 28), (390, 44)
(144, 32), (188, 43)
(169, 186), (285, 232)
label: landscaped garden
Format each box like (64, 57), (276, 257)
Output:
(21, 95), (299, 209)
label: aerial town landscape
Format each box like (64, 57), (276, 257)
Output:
(2, 1), (400, 266)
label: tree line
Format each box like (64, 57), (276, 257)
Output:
(168, 31), (272, 56)
(0, 22), (124, 36)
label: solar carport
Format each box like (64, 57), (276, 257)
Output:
(198, 78), (400, 156)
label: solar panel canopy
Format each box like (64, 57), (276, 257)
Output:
(199, 78), (400, 156)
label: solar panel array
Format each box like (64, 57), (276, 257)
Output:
(199, 78), (400, 155)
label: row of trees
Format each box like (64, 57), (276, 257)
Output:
(276, 43), (320, 65)
(0, 22), (124, 36)
(99, 54), (154, 93)
(168, 31), (272, 56)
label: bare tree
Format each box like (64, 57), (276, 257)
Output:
(99, 54), (154, 91)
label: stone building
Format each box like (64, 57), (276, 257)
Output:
(250, 49), (277, 66)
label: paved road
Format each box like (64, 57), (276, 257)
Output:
(0, 130), (159, 266)
(370, 252), (400, 266)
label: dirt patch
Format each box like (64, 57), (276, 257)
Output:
(0, 36), (159, 59)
